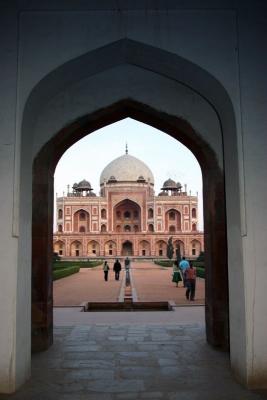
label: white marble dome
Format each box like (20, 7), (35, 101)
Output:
(100, 153), (154, 185)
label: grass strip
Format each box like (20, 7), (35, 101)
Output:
(53, 266), (80, 280)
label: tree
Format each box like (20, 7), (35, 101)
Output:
(167, 237), (174, 260)
(197, 251), (205, 262)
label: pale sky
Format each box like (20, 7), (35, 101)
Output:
(54, 118), (203, 229)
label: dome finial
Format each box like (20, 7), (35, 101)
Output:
(125, 142), (128, 154)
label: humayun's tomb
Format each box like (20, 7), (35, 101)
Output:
(53, 148), (204, 258)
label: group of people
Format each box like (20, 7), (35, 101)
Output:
(172, 256), (196, 301)
(103, 257), (130, 282)
(102, 256), (196, 301)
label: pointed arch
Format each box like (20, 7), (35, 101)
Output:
(70, 240), (82, 257)
(104, 240), (117, 256)
(139, 240), (151, 256)
(73, 209), (90, 232)
(155, 240), (167, 257)
(53, 240), (65, 256)
(87, 240), (100, 256)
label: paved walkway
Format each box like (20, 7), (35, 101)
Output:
(1, 307), (267, 400)
(54, 266), (123, 305)
(54, 261), (204, 306)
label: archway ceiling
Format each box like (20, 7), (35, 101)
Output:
(22, 38), (234, 173)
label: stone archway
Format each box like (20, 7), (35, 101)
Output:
(24, 40), (243, 362)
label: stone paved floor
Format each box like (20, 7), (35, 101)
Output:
(1, 311), (267, 400)
(54, 261), (205, 306)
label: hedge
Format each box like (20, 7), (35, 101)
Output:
(53, 260), (103, 270)
(53, 266), (80, 280)
(196, 267), (205, 279)
(79, 260), (103, 268)
(154, 260), (173, 268)
(192, 261), (205, 269)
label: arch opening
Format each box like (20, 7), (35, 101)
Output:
(32, 99), (228, 353)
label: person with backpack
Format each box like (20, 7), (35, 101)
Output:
(184, 261), (197, 301)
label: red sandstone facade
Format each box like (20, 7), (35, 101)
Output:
(53, 152), (204, 258)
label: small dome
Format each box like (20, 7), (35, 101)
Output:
(177, 182), (182, 189)
(161, 178), (177, 190)
(77, 179), (92, 190)
(72, 183), (78, 188)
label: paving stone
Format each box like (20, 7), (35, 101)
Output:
(140, 393), (164, 399)
(63, 344), (100, 352)
(118, 352), (149, 358)
(115, 393), (140, 400)
(117, 366), (159, 379)
(153, 351), (179, 359)
(158, 358), (178, 366)
(63, 351), (115, 360)
(86, 379), (145, 393)
(64, 369), (114, 381)
(160, 366), (184, 377)
(118, 358), (158, 367)
(109, 336), (126, 341)
(78, 394), (113, 400)
(61, 359), (115, 369)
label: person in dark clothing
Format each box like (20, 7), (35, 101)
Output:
(113, 259), (122, 280)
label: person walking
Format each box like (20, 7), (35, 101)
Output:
(184, 261), (197, 301)
(172, 260), (182, 287)
(179, 256), (189, 287)
(113, 259), (122, 280)
(103, 261), (110, 281)
(124, 256), (131, 269)
(124, 257), (131, 286)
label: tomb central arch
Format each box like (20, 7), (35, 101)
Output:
(113, 199), (141, 233)
(21, 39), (244, 378)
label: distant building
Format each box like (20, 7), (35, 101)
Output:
(53, 149), (204, 258)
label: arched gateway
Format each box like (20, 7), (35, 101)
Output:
(18, 38), (246, 389)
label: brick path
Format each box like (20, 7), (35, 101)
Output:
(54, 261), (204, 306)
